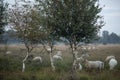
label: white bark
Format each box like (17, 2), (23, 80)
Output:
(73, 50), (78, 70)
(22, 52), (29, 72)
(50, 52), (55, 71)
(22, 62), (25, 72)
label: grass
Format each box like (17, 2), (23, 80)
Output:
(0, 44), (120, 80)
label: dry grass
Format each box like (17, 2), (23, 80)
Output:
(0, 44), (120, 80)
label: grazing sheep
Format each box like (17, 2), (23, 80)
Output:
(73, 60), (82, 71)
(81, 46), (87, 50)
(109, 58), (117, 70)
(105, 55), (115, 61)
(81, 53), (89, 58)
(47, 48), (52, 52)
(6, 51), (12, 54)
(76, 53), (89, 62)
(84, 59), (104, 71)
(76, 57), (84, 62)
(32, 56), (42, 63)
(105, 55), (118, 70)
(52, 51), (63, 61)
(73, 51), (89, 71)
(87, 47), (91, 50)
(92, 46), (96, 50)
(53, 54), (63, 61)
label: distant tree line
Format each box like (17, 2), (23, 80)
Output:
(1, 30), (120, 45)
(0, 30), (22, 44)
(98, 31), (120, 44)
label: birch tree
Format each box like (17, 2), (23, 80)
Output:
(36, 0), (104, 71)
(9, 0), (43, 72)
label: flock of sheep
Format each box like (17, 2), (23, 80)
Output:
(72, 50), (117, 71)
(5, 45), (118, 72)
(31, 48), (118, 72)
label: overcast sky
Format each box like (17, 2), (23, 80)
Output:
(99, 0), (120, 35)
(5, 0), (120, 35)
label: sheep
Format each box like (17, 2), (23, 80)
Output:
(52, 51), (63, 61)
(76, 53), (89, 62)
(6, 51), (12, 54)
(105, 55), (115, 61)
(109, 58), (117, 70)
(105, 55), (118, 70)
(87, 46), (91, 50)
(76, 57), (84, 62)
(32, 56), (42, 63)
(73, 51), (89, 71)
(84, 59), (104, 71)
(53, 54), (63, 61)
(47, 48), (52, 52)
(81, 53), (89, 58)
(81, 46), (87, 50)
(73, 59), (82, 71)
(92, 46), (96, 50)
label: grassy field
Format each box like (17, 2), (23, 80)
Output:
(0, 44), (120, 80)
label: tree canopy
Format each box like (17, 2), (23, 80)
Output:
(35, 0), (104, 70)
(0, 0), (8, 34)
(36, 0), (104, 50)
(9, 0), (44, 52)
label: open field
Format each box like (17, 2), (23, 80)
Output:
(0, 44), (120, 80)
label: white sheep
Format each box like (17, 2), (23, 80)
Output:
(81, 46), (87, 50)
(81, 53), (89, 58)
(52, 51), (63, 61)
(84, 59), (104, 71)
(76, 53), (89, 62)
(105, 55), (115, 61)
(6, 51), (12, 54)
(105, 55), (118, 70)
(73, 59), (82, 71)
(73, 51), (89, 71)
(32, 56), (42, 63)
(109, 58), (117, 70)
(92, 46), (96, 50)
(87, 46), (91, 50)
(47, 48), (52, 52)
(76, 57), (84, 62)
(53, 54), (63, 61)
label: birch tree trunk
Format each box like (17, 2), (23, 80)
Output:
(22, 52), (29, 72)
(72, 45), (78, 71)
(49, 52), (55, 71)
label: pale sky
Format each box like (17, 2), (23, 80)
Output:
(99, 0), (120, 35)
(5, 0), (120, 35)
